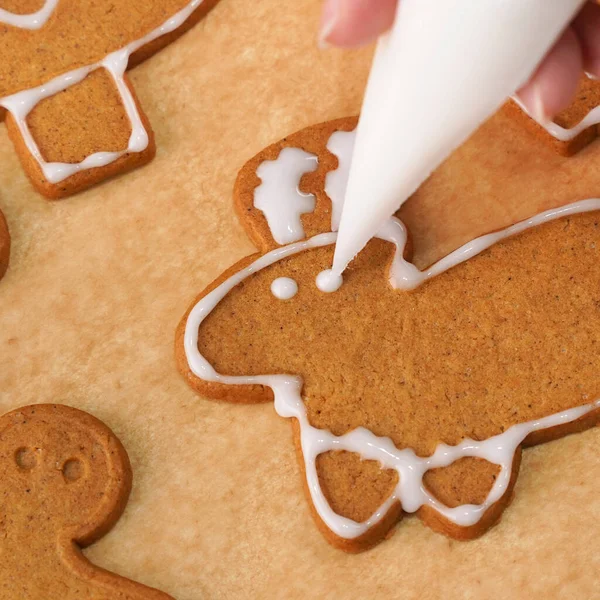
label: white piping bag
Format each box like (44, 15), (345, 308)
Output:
(332, 0), (586, 275)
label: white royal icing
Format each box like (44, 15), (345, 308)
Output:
(254, 148), (318, 244)
(0, 0), (59, 30)
(0, 0), (207, 183)
(184, 128), (600, 536)
(271, 277), (298, 300)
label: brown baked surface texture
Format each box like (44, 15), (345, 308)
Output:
(0, 0), (219, 198)
(0, 404), (173, 599)
(176, 102), (600, 550)
(507, 76), (600, 156)
(1, 0), (599, 597)
(0, 208), (9, 280)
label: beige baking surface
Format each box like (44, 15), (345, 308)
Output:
(0, 1), (598, 598)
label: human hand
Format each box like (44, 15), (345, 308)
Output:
(319, 0), (600, 123)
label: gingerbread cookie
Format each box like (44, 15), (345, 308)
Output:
(0, 0), (219, 199)
(0, 207), (9, 281)
(176, 88), (600, 552)
(0, 404), (173, 598)
(507, 75), (600, 156)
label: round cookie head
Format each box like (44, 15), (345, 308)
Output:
(0, 404), (132, 547)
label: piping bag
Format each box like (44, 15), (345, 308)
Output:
(331, 0), (587, 277)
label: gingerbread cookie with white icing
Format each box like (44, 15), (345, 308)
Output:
(0, 403), (174, 599)
(0, 0), (219, 199)
(0, 207), (9, 281)
(176, 96), (600, 551)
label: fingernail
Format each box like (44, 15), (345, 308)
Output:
(530, 85), (550, 125)
(319, 0), (340, 49)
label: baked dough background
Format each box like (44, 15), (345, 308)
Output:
(0, 1), (598, 598)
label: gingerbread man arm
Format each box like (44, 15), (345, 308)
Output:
(60, 545), (175, 600)
(506, 75), (600, 156)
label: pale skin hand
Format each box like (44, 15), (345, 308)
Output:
(319, 0), (600, 123)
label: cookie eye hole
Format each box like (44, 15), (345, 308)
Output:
(62, 458), (84, 483)
(15, 447), (37, 471)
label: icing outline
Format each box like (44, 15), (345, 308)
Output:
(254, 148), (318, 244)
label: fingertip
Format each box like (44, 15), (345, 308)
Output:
(573, 2), (600, 79)
(319, 0), (397, 49)
(517, 27), (583, 122)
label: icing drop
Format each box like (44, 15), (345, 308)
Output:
(184, 197), (600, 539)
(0, 0), (59, 30)
(0, 0), (207, 183)
(254, 148), (318, 244)
(271, 277), (298, 300)
(324, 129), (356, 231)
(315, 269), (342, 293)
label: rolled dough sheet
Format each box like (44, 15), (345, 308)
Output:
(0, 1), (597, 598)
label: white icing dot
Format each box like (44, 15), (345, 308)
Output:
(316, 269), (343, 293)
(271, 277), (298, 300)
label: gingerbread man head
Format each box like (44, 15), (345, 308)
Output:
(0, 404), (172, 599)
(1, 404), (130, 543)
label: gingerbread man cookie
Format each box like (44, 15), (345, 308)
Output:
(0, 0), (219, 199)
(176, 93), (600, 551)
(0, 208), (9, 281)
(0, 404), (173, 598)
